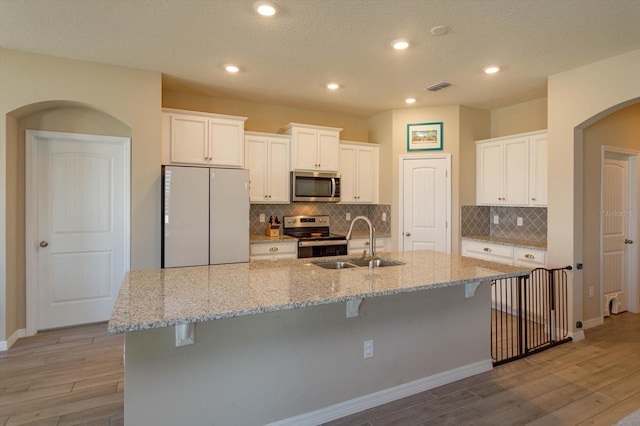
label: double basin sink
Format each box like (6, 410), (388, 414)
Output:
(312, 257), (404, 270)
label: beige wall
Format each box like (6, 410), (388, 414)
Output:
(460, 106), (491, 207)
(0, 48), (161, 341)
(163, 90), (369, 142)
(367, 110), (394, 204)
(548, 49), (640, 334)
(490, 97), (548, 138)
(582, 103), (640, 321)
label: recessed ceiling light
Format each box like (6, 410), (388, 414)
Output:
(484, 66), (501, 74)
(391, 39), (410, 50)
(405, 98), (416, 104)
(254, 1), (279, 16)
(430, 25), (451, 36)
(225, 64), (240, 73)
(326, 82), (340, 90)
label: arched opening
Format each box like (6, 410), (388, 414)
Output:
(5, 100), (131, 339)
(574, 98), (640, 328)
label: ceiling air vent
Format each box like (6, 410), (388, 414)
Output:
(424, 81), (452, 92)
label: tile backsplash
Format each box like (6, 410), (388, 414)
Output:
(461, 205), (547, 242)
(250, 204), (391, 235)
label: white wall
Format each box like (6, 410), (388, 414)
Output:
(547, 49), (640, 334)
(0, 48), (161, 342)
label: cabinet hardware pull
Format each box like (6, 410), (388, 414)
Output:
(364, 242), (370, 245)
(405, 232), (411, 237)
(269, 247), (279, 252)
(524, 254), (535, 259)
(531, 198), (536, 201)
(40, 241), (49, 248)
(625, 239), (634, 244)
(483, 247), (491, 252)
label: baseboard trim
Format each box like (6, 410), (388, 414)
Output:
(582, 317), (604, 330)
(0, 328), (27, 351)
(267, 359), (493, 426)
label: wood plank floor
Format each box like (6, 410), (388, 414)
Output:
(0, 323), (124, 426)
(1, 314), (638, 425)
(325, 312), (640, 426)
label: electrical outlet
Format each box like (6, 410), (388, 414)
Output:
(382, 212), (387, 222)
(259, 214), (266, 223)
(589, 286), (594, 297)
(346, 213), (351, 221)
(517, 217), (523, 227)
(493, 215), (499, 225)
(364, 340), (373, 359)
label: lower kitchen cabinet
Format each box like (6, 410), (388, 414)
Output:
(348, 236), (389, 256)
(250, 241), (297, 261)
(461, 238), (546, 268)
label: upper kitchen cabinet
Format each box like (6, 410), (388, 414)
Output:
(529, 132), (548, 206)
(245, 132), (290, 204)
(339, 141), (379, 204)
(282, 123), (342, 172)
(476, 130), (547, 206)
(162, 108), (247, 168)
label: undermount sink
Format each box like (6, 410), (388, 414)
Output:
(312, 258), (404, 269)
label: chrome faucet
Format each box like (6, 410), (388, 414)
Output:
(346, 216), (376, 259)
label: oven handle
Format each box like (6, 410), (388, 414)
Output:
(299, 240), (348, 248)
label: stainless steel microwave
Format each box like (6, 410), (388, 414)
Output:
(291, 171), (341, 202)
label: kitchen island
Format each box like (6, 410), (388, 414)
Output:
(109, 250), (529, 425)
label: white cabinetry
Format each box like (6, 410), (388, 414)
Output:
(339, 141), (379, 204)
(245, 132), (290, 204)
(348, 237), (389, 256)
(476, 130), (547, 206)
(528, 133), (548, 206)
(461, 239), (546, 267)
(250, 241), (297, 261)
(162, 108), (247, 168)
(282, 123), (342, 172)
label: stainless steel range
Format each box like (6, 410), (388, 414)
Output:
(283, 215), (348, 258)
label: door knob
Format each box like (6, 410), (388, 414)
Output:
(40, 241), (49, 247)
(405, 232), (411, 237)
(625, 239), (634, 244)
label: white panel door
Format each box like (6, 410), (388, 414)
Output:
(317, 130), (340, 171)
(31, 131), (129, 330)
(245, 136), (268, 202)
(477, 141), (503, 204)
(402, 157), (449, 252)
(339, 145), (357, 202)
(170, 114), (209, 164)
(503, 137), (529, 205)
(602, 157), (629, 312)
(529, 133), (548, 206)
(356, 146), (375, 203)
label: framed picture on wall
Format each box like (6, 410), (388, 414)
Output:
(407, 122), (443, 151)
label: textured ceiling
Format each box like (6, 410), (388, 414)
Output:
(1, 0), (640, 117)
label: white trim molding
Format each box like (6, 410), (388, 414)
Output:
(267, 359), (492, 426)
(0, 328), (27, 351)
(581, 317), (605, 330)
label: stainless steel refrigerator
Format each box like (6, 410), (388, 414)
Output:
(162, 166), (250, 267)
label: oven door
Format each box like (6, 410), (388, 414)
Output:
(298, 240), (348, 258)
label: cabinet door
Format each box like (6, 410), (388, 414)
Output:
(292, 128), (318, 171)
(317, 130), (340, 171)
(477, 141), (503, 204)
(339, 145), (357, 202)
(356, 146), (376, 203)
(529, 133), (548, 206)
(170, 114), (209, 165)
(268, 139), (291, 203)
(503, 138), (529, 205)
(245, 136), (268, 202)
(209, 118), (244, 168)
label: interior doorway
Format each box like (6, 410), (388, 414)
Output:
(600, 147), (638, 318)
(26, 130), (130, 333)
(398, 154), (451, 253)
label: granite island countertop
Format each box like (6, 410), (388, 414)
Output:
(108, 250), (530, 334)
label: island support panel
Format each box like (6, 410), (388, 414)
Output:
(124, 282), (491, 425)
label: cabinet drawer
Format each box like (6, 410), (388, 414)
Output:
(514, 247), (546, 267)
(250, 242), (297, 256)
(461, 240), (513, 265)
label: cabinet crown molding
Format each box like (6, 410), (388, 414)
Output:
(280, 122), (343, 133)
(162, 107), (247, 122)
(475, 129), (547, 145)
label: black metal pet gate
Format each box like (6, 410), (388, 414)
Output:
(491, 266), (573, 366)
